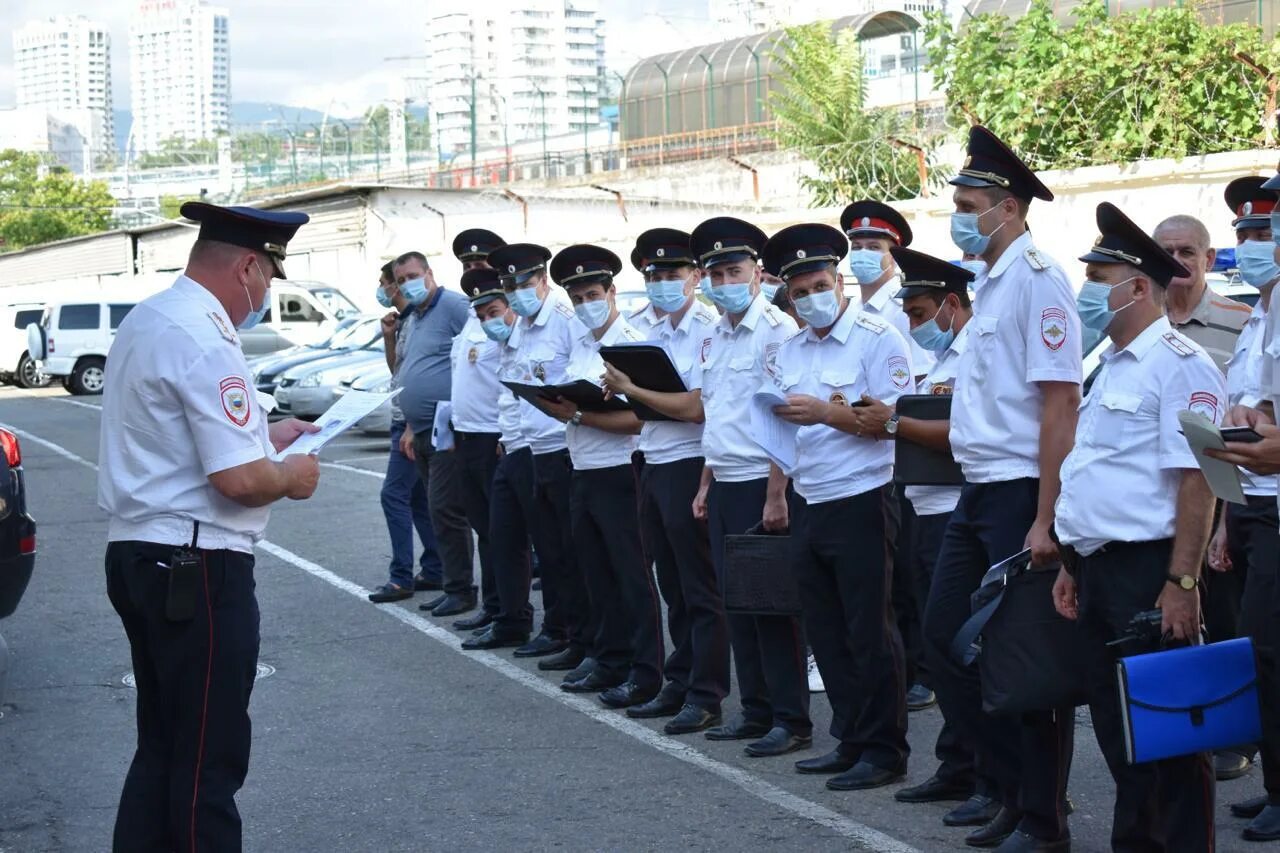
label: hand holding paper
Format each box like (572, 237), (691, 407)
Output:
(1179, 410), (1246, 504)
(750, 389), (799, 473)
(271, 388), (401, 460)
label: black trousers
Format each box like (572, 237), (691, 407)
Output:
(792, 485), (908, 769)
(707, 478), (811, 737)
(913, 509), (976, 788)
(1076, 539), (1216, 852)
(490, 447), (535, 635)
(639, 456), (729, 709)
(533, 449), (588, 649)
(410, 432), (475, 597)
(105, 540), (259, 853)
(455, 431), (501, 615)
(892, 490), (926, 688)
(571, 465), (664, 689)
(923, 478), (1073, 839)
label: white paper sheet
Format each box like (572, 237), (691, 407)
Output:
(749, 389), (799, 474)
(1177, 410), (1246, 505)
(272, 388), (401, 460)
(431, 402), (454, 451)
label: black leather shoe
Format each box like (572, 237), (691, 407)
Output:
(826, 760), (906, 791)
(626, 685), (686, 718)
(744, 726), (812, 758)
(704, 714), (772, 741)
(513, 632), (567, 658)
(561, 657), (598, 683)
(795, 748), (858, 775)
(536, 646), (585, 671)
(417, 594), (446, 612)
(907, 683), (937, 711)
(1244, 805), (1280, 842)
(992, 830), (1070, 852)
(1215, 750), (1252, 781)
(562, 670), (625, 693)
(430, 594), (476, 618)
(965, 806), (1022, 848)
(368, 584), (412, 603)
(461, 627), (529, 650)
(599, 681), (658, 709)
(453, 611), (493, 631)
(413, 574), (443, 591)
(896, 774), (973, 804)
(944, 794), (1002, 827)
(1232, 795), (1269, 819)
(664, 704), (721, 735)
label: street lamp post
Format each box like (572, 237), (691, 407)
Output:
(311, 122), (326, 180)
(333, 118), (352, 178)
(531, 80), (549, 177)
(696, 52), (716, 130)
(282, 127), (299, 185)
(742, 42), (765, 123)
(469, 73), (478, 183)
(580, 87), (592, 173)
(649, 60), (671, 135)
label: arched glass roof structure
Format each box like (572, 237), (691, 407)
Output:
(620, 12), (923, 141)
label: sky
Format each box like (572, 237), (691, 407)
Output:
(0, 0), (709, 115)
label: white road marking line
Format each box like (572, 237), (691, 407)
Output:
(319, 460), (384, 480)
(54, 398), (102, 411)
(9, 420), (922, 852)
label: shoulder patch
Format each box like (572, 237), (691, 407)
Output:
(1024, 247), (1049, 271)
(208, 312), (238, 344)
(1161, 331), (1197, 357)
(855, 313), (888, 335)
(1188, 390), (1220, 421)
(1040, 307), (1067, 351)
(219, 376), (251, 427)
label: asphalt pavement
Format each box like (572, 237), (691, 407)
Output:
(0, 384), (1267, 852)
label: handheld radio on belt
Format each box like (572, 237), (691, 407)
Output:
(164, 521), (202, 622)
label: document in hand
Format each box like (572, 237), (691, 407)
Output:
(1177, 410), (1246, 505)
(500, 379), (629, 413)
(749, 389), (799, 474)
(271, 388), (401, 460)
(598, 342), (686, 422)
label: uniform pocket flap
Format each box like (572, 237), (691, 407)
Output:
(974, 315), (999, 336)
(1100, 391), (1142, 413)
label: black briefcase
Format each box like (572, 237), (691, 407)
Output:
(951, 549), (1090, 714)
(722, 523), (803, 616)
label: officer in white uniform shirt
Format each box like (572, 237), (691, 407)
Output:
(689, 216), (813, 757)
(488, 243), (592, 673)
(925, 125), (1082, 849)
(759, 222), (913, 793)
(99, 203), (320, 852)
(1052, 202), (1221, 853)
(603, 228), (730, 735)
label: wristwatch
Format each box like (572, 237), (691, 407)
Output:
(570, 411), (584, 426)
(1167, 573), (1198, 591)
(885, 414), (900, 436)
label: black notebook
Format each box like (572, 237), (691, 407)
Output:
(598, 343), (687, 422)
(500, 379), (630, 413)
(894, 394), (964, 486)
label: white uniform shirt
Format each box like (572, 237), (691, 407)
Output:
(1225, 301), (1277, 497)
(628, 302), (662, 337)
(762, 303), (913, 504)
(565, 315), (645, 470)
(508, 286), (585, 455)
(903, 326), (969, 517)
(1055, 318), (1225, 556)
(98, 275), (272, 554)
(950, 232), (1083, 483)
(637, 300), (719, 465)
(702, 294), (797, 482)
(855, 278), (935, 375)
(496, 323), (528, 452)
(449, 315), (502, 433)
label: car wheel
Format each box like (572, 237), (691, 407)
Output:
(69, 357), (106, 395)
(14, 353), (52, 389)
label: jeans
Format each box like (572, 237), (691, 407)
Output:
(382, 421), (442, 589)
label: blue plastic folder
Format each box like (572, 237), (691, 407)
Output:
(1117, 637), (1261, 764)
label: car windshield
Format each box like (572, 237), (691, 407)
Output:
(325, 318), (379, 349)
(309, 287), (360, 317)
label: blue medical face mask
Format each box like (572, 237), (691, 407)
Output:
(710, 281), (753, 314)
(482, 316), (512, 342)
(574, 298), (611, 330)
(400, 277), (429, 306)
(1236, 239), (1280, 287)
(950, 202), (1007, 256)
(793, 289), (841, 328)
(847, 249), (886, 284)
(238, 262), (271, 331)
(645, 278), (689, 313)
(375, 286), (394, 309)
(959, 259), (987, 278)
(761, 282), (781, 301)
(507, 285), (544, 317)
(910, 300), (956, 353)
(699, 274), (715, 302)
(1076, 276), (1136, 352)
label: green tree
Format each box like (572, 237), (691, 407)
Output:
(134, 135), (218, 169)
(0, 150), (115, 251)
(925, 0), (1279, 168)
(769, 22), (934, 206)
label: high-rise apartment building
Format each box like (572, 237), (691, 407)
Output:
(12, 15), (114, 161)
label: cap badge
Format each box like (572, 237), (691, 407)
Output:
(1093, 235), (1103, 247)
(508, 264), (516, 273)
(713, 240), (722, 250)
(470, 244), (478, 252)
(963, 155), (973, 168)
(860, 217), (870, 227)
(1244, 202), (1254, 215)
(575, 264), (584, 274)
(471, 286), (479, 295)
(796, 249), (807, 259)
(656, 248), (665, 257)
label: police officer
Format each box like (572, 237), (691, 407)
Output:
(628, 228), (695, 338)
(488, 243), (592, 672)
(537, 245), (666, 706)
(690, 216), (813, 756)
(760, 223), (912, 791)
(446, 231), (507, 633)
(1053, 202), (1221, 853)
(100, 203), (321, 852)
(923, 126), (1081, 848)
(603, 229), (729, 735)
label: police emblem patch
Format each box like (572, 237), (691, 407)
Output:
(220, 376), (251, 427)
(534, 362), (546, 381)
(829, 391), (849, 406)
(931, 383), (953, 395)
(889, 356), (910, 389)
(1188, 391), (1219, 422)
(1040, 307), (1067, 351)
(763, 342), (780, 378)
(468, 346), (478, 364)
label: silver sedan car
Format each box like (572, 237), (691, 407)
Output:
(273, 346), (387, 419)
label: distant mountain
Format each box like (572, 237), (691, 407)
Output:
(111, 102), (348, 152)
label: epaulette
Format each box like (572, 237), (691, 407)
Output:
(1024, 247), (1049, 271)
(620, 324), (647, 343)
(782, 325), (806, 343)
(693, 303), (718, 323)
(554, 302), (575, 320)
(208, 312), (238, 345)
(761, 305), (781, 327)
(1161, 331), (1197, 357)
(627, 302), (651, 319)
(855, 313), (888, 335)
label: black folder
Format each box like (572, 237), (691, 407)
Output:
(598, 343), (687, 422)
(893, 394), (964, 486)
(500, 379), (630, 413)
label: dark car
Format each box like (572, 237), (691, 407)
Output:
(0, 428), (35, 620)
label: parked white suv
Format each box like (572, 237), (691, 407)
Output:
(0, 303), (51, 388)
(26, 301), (136, 395)
(237, 283), (361, 356)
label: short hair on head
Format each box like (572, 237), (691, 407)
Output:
(380, 261), (394, 279)
(189, 238), (255, 266)
(1153, 215), (1211, 251)
(393, 251), (430, 271)
(924, 289), (972, 310)
(982, 186), (1029, 219)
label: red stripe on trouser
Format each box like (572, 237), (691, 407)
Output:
(190, 554), (214, 853)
